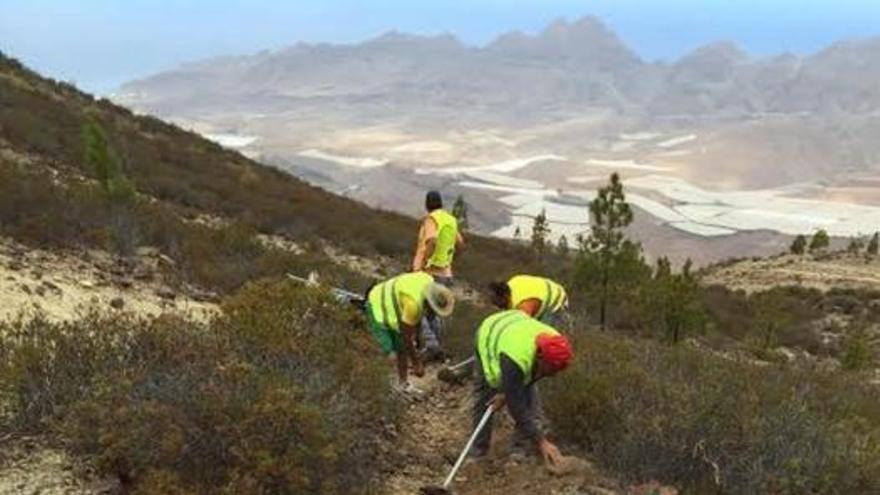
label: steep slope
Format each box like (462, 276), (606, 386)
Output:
(0, 52), (539, 290)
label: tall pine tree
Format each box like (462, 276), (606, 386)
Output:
(584, 172), (634, 330)
(531, 208), (551, 257)
(452, 194), (469, 231)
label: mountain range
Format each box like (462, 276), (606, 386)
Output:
(118, 16), (880, 120)
(113, 16), (880, 265)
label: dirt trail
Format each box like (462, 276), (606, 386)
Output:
(383, 365), (619, 495)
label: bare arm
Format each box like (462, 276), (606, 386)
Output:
(419, 218), (438, 268)
(411, 219), (428, 272)
(399, 323), (423, 382)
(455, 231), (465, 251)
(516, 298), (542, 317)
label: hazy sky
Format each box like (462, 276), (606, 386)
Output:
(2, 0), (879, 94)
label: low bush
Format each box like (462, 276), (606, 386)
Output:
(543, 332), (880, 494)
(0, 282), (397, 494)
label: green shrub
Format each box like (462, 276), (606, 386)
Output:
(0, 282), (397, 493)
(543, 333), (880, 494)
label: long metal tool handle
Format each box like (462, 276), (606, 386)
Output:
(442, 405), (494, 488)
(286, 273), (362, 300)
(448, 356), (475, 372)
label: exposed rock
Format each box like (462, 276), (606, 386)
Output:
(135, 246), (161, 258)
(191, 289), (219, 303)
(42, 280), (61, 293)
(156, 288), (176, 301)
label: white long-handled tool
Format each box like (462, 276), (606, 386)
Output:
(437, 356), (475, 384)
(286, 273), (365, 306)
(420, 404), (494, 495)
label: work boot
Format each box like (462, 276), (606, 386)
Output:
(465, 445), (489, 465)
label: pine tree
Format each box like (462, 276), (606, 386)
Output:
(809, 229), (830, 254)
(585, 173), (634, 331)
(452, 195), (469, 231)
(867, 233), (879, 257)
(82, 115), (137, 252)
(83, 115), (134, 205)
(557, 234), (570, 256)
(790, 234), (807, 255)
(646, 257), (705, 344)
(531, 208), (551, 256)
(847, 237), (865, 255)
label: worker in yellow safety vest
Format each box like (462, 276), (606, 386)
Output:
(488, 275), (569, 326)
(366, 272), (455, 393)
(471, 309), (573, 465)
(411, 191), (464, 360)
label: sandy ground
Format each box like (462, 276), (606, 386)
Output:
(702, 253), (880, 293)
(0, 436), (117, 495)
(0, 238), (217, 323)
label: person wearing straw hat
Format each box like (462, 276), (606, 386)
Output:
(366, 272), (455, 393)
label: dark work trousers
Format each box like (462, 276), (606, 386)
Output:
(471, 353), (540, 455)
(420, 275), (454, 354)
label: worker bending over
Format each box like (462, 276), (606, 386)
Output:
(472, 309), (573, 465)
(488, 274), (569, 326)
(366, 272), (455, 392)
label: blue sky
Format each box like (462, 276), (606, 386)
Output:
(1, 0), (879, 94)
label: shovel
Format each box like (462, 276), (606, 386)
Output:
(420, 404), (494, 495)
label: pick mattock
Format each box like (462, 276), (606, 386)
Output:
(420, 403), (495, 495)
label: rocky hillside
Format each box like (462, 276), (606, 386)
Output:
(119, 16), (880, 119)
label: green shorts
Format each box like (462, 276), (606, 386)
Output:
(366, 302), (401, 355)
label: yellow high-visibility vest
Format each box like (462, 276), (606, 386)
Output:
(476, 309), (560, 388)
(426, 209), (458, 269)
(508, 275), (567, 319)
(367, 272), (433, 332)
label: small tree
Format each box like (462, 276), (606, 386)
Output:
(751, 290), (793, 353)
(790, 235), (807, 255)
(809, 229), (830, 254)
(513, 226), (522, 241)
(847, 237), (865, 255)
(868, 233), (879, 257)
(584, 173), (634, 331)
(83, 115), (137, 253)
(83, 115), (134, 204)
(531, 208), (551, 257)
(557, 234), (570, 257)
(452, 195), (469, 232)
(842, 321), (876, 371)
(644, 257), (706, 344)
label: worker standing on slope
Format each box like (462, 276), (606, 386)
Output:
(488, 274), (569, 326)
(471, 309), (573, 465)
(411, 191), (465, 360)
(366, 272), (455, 393)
